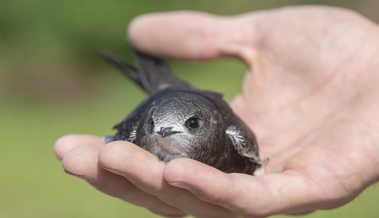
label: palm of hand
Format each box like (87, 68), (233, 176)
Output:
(230, 6), (379, 212)
(56, 6), (379, 218)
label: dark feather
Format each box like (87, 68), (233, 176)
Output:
(103, 49), (265, 175)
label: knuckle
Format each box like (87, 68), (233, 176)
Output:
(210, 195), (230, 206)
(158, 189), (181, 205)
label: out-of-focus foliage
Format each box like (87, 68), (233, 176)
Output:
(1, 1), (378, 218)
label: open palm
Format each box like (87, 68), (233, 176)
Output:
(55, 6), (379, 217)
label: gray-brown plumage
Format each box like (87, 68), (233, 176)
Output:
(102, 49), (266, 174)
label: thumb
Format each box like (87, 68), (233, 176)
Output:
(127, 11), (258, 63)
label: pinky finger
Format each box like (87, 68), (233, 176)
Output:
(62, 145), (187, 218)
(54, 134), (104, 160)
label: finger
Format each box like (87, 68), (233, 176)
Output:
(54, 134), (104, 160)
(99, 141), (238, 218)
(164, 158), (327, 217)
(62, 145), (186, 218)
(128, 11), (257, 63)
(286, 210), (315, 216)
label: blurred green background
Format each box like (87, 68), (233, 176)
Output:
(1, 0), (379, 217)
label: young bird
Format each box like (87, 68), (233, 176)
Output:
(102, 50), (266, 175)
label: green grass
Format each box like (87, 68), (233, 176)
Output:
(1, 1), (378, 217)
(0, 58), (246, 218)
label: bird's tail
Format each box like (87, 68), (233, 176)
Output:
(101, 49), (190, 94)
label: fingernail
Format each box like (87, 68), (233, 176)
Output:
(169, 182), (192, 190)
(64, 170), (87, 181)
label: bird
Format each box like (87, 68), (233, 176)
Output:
(101, 49), (267, 175)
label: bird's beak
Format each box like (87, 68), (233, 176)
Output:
(156, 127), (182, 138)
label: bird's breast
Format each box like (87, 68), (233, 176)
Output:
(140, 133), (193, 163)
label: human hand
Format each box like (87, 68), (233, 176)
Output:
(55, 6), (379, 217)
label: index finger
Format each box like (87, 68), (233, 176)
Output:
(128, 11), (258, 63)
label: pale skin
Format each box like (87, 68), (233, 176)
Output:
(54, 6), (379, 218)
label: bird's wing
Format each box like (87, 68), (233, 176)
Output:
(226, 126), (262, 165)
(110, 96), (154, 144)
(134, 50), (191, 94)
(101, 52), (144, 89)
(111, 107), (142, 144)
(101, 49), (191, 95)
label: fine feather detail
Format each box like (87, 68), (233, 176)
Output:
(127, 128), (137, 143)
(226, 126), (260, 163)
(226, 126), (246, 151)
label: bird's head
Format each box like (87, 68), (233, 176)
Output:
(140, 92), (225, 162)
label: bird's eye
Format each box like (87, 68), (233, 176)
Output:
(151, 119), (154, 126)
(187, 117), (199, 129)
